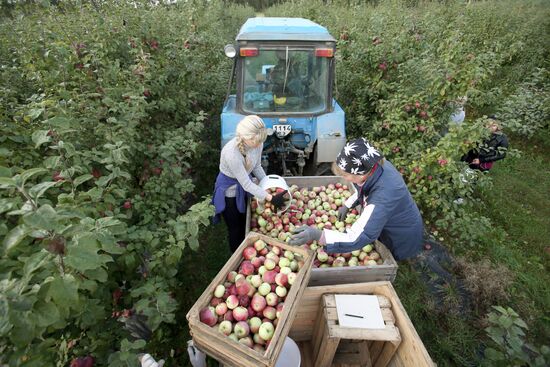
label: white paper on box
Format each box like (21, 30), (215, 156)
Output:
(334, 294), (385, 329)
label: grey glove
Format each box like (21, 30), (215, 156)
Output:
(289, 226), (322, 246)
(337, 206), (349, 222)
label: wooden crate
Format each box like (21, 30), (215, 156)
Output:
(289, 281), (436, 367)
(311, 294), (401, 367)
(245, 176), (398, 286)
(186, 233), (315, 367)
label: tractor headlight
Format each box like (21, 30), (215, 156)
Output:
(224, 44), (237, 58)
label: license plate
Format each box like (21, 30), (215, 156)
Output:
(273, 124), (291, 137)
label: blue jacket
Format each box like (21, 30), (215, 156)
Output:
(324, 160), (423, 261)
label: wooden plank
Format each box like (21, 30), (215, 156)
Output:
(325, 308), (395, 324)
(374, 339), (401, 367)
(324, 294), (391, 309)
(297, 341), (313, 367)
(312, 330), (340, 367)
(329, 324), (401, 342)
(186, 232), (314, 367)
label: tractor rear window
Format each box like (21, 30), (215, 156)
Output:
(240, 48), (330, 114)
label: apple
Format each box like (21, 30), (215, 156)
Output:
(239, 336), (254, 348)
(262, 270), (277, 284)
(214, 285), (225, 298)
(275, 286), (287, 298)
(228, 333), (239, 342)
(199, 307), (217, 327)
(362, 244), (373, 253)
(236, 278), (251, 296)
(259, 322), (275, 340)
(227, 271), (238, 283)
(264, 258), (276, 270)
(240, 261), (255, 276)
(250, 274), (262, 288)
(258, 282), (271, 296)
(218, 320), (232, 336)
(242, 246), (257, 260)
(234, 321), (250, 338)
(275, 273), (288, 287)
(248, 316), (262, 334)
(238, 295), (250, 307)
(232, 306), (249, 322)
(287, 272), (297, 285)
(317, 251), (328, 262)
(266, 292), (279, 306)
(226, 295), (239, 310)
(215, 302), (228, 316)
(251, 294), (267, 312)
(262, 306), (277, 320)
(253, 333), (266, 345)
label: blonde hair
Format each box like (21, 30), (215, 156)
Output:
(235, 115), (267, 170)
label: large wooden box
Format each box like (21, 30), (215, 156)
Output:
(246, 176), (398, 286)
(289, 281), (436, 367)
(186, 233), (315, 367)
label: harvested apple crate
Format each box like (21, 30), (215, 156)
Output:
(186, 232), (314, 367)
(289, 281), (436, 367)
(246, 176), (398, 286)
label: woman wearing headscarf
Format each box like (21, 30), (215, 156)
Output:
(289, 138), (423, 261)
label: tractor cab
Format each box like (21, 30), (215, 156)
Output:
(221, 17), (346, 175)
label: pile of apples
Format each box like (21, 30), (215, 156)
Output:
(250, 183), (383, 268)
(199, 239), (305, 354)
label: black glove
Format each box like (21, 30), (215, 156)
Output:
(289, 226), (322, 246)
(337, 206), (349, 221)
(270, 190), (287, 210)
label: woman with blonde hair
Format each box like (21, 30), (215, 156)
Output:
(290, 138), (423, 261)
(212, 115), (286, 252)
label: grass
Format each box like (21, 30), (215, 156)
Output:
(175, 130), (550, 366)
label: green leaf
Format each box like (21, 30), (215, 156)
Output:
(33, 300), (61, 327)
(0, 177), (16, 188)
(0, 298), (12, 337)
(29, 181), (58, 200)
(0, 199), (16, 214)
(16, 168), (47, 187)
(2, 225), (31, 253)
(65, 234), (112, 272)
(23, 251), (51, 277)
(23, 205), (57, 231)
(73, 174), (93, 188)
(189, 237), (199, 251)
(46, 274), (79, 307)
(31, 130), (52, 148)
(0, 166), (12, 177)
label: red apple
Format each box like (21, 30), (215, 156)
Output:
(199, 307), (217, 327)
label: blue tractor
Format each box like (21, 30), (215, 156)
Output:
(221, 17), (346, 176)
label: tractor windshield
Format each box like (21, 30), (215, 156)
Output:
(240, 47), (330, 114)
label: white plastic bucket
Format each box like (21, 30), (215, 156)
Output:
(258, 175), (291, 214)
(275, 337), (301, 367)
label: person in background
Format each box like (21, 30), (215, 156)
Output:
(462, 115), (509, 171)
(289, 138), (423, 261)
(212, 115), (286, 253)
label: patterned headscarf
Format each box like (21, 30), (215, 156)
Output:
(336, 138), (383, 175)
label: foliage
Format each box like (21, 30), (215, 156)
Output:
(483, 306), (550, 367)
(498, 68), (550, 138)
(0, 1), (254, 365)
